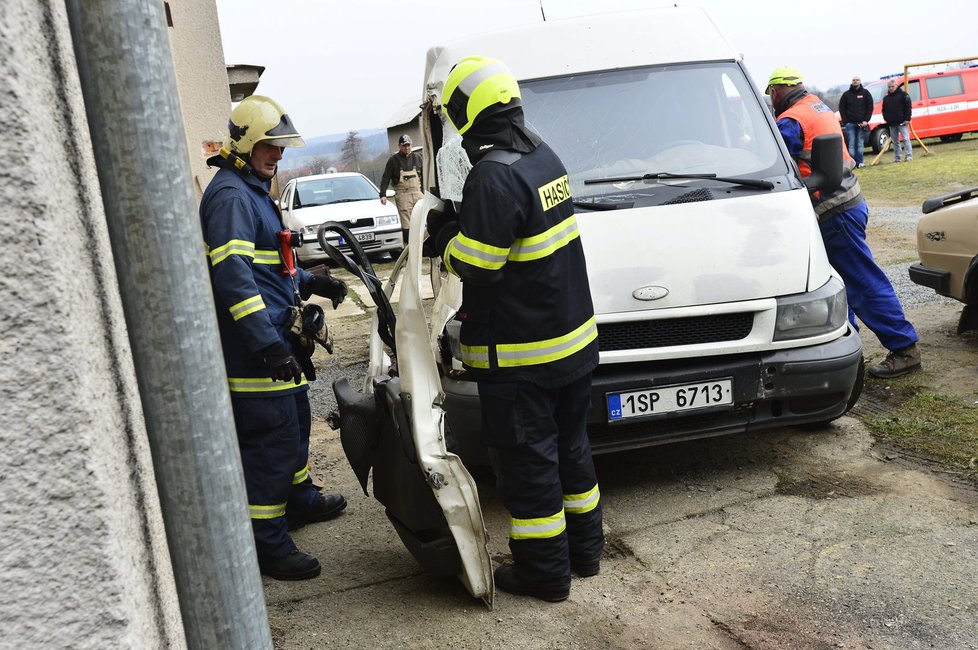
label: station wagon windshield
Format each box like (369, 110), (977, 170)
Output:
(519, 62), (788, 203)
(294, 175), (377, 208)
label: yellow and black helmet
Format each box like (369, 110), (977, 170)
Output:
(222, 95), (305, 156)
(442, 56), (521, 135)
(764, 67), (804, 95)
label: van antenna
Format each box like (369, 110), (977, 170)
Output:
(539, 0), (547, 21)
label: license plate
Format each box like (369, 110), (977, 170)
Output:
(337, 232), (375, 245)
(607, 378), (733, 421)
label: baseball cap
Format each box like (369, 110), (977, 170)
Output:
(399, 134), (412, 145)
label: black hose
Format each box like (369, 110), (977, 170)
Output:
(317, 222), (397, 352)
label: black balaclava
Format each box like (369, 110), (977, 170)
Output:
(461, 105), (543, 165)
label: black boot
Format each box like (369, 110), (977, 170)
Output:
(571, 557), (601, 578)
(288, 492), (347, 531)
(494, 565), (569, 602)
(259, 549), (321, 581)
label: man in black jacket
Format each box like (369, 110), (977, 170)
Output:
(882, 79), (914, 162)
(839, 75), (874, 167)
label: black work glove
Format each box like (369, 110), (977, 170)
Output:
(307, 273), (347, 309)
(422, 201), (460, 258)
(261, 341), (303, 384)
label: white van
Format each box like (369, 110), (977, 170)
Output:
(422, 7), (863, 464)
(330, 7), (863, 604)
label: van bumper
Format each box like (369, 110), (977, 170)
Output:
(586, 328), (863, 453)
(441, 328), (863, 464)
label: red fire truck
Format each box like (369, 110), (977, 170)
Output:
(862, 58), (978, 153)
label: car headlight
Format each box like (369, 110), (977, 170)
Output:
(774, 276), (848, 341)
(375, 214), (399, 227)
(302, 224), (319, 236)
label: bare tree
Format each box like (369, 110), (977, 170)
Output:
(340, 130), (363, 171)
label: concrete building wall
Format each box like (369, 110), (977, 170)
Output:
(0, 2), (185, 647)
(166, 0), (233, 202)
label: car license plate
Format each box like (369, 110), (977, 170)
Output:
(337, 232), (375, 245)
(606, 378), (733, 421)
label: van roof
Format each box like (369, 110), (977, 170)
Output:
(424, 7), (740, 104)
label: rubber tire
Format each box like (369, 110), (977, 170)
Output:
(939, 134), (963, 143)
(870, 127), (889, 154)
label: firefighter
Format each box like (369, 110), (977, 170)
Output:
(427, 56), (604, 602)
(200, 95), (349, 580)
(765, 68), (921, 379)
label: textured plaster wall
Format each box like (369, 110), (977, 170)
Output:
(0, 2), (185, 647)
(167, 0), (233, 202)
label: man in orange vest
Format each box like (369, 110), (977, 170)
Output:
(766, 67), (921, 378)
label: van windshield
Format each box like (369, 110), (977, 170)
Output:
(518, 62), (788, 204)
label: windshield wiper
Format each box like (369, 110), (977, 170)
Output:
(328, 198), (367, 205)
(572, 199), (634, 211)
(584, 171), (774, 190)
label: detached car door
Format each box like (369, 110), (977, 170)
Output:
(329, 196), (493, 606)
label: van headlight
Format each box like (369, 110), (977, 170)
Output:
(774, 276), (848, 341)
(376, 214), (399, 227)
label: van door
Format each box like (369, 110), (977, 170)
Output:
(328, 210), (494, 606)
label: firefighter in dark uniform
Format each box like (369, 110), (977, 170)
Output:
(428, 56), (604, 602)
(200, 95), (349, 581)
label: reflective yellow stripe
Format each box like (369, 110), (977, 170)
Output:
(509, 510), (566, 540)
(496, 316), (597, 367)
(293, 465), (310, 485)
(446, 233), (510, 270)
(460, 344), (490, 369)
(537, 175), (571, 211)
(508, 215), (580, 262)
(228, 376), (309, 393)
(253, 248), (280, 265)
(209, 239), (255, 265)
(249, 503), (287, 520)
(229, 294), (265, 321)
(564, 484), (600, 514)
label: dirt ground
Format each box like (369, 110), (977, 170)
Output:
(267, 206), (978, 649)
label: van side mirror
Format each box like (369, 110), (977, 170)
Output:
(804, 134), (843, 194)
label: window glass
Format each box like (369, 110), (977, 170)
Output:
(908, 80), (921, 102)
(925, 74), (964, 99)
(295, 175), (377, 207)
(517, 62), (787, 202)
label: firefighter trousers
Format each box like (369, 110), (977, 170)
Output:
(478, 373), (604, 587)
(231, 390), (322, 560)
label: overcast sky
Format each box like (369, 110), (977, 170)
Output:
(215, 0), (976, 139)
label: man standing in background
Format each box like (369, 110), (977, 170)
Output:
(839, 75), (874, 168)
(882, 79), (914, 162)
(380, 134), (424, 245)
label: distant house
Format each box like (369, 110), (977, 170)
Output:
(384, 98), (423, 153)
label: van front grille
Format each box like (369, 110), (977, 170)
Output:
(598, 313), (754, 351)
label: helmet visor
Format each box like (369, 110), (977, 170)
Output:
(261, 113), (305, 148)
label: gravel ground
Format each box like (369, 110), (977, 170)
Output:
(871, 205), (958, 310)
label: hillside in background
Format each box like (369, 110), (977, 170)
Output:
(280, 128), (389, 171)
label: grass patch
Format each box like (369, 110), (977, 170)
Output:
(855, 134), (978, 207)
(865, 389), (978, 481)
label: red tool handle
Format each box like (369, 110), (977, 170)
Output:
(279, 230), (299, 277)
